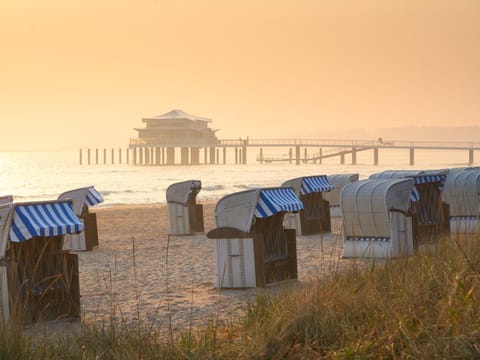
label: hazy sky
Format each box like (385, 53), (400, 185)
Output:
(1, 0), (479, 150)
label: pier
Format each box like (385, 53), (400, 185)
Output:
(79, 138), (480, 166)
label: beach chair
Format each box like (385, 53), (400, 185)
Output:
(166, 180), (204, 235)
(369, 170), (450, 248)
(324, 173), (359, 217)
(443, 167), (480, 233)
(58, 186), (104, 251)
(207, 187), (303, 288)
(0, 199), (83, 323)
(341, 179), (415, 258)
(282, 175), (334, 235)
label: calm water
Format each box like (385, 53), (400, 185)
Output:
(0, 148), (476, 207)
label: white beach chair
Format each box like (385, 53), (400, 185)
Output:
(207, 187), (303, 288)
(58, 186), (103, 251)
(341, 178), (415, 259)
(166, 180), (204, 235)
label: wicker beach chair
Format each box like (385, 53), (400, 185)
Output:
(282, 175), (334, 235)
(341, 178), (415, 259)
(324, 173), (359, 217)
(58, 186), (103, 251)
(0, 199), (83, 323)
(166, 180), (204, 235)
(207, 187), (303, 288)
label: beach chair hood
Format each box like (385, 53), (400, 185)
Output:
(341, 178), (414, 239)
(369, 169), (448, 201)
(166, 180), (201, 206)
(0, 199), (84, 258)
(324, 173), (359, 206)
(214, 187), (304, 233)
(443, 167), (480, 217)
(282, 175), (334, 196)
(58, 186), (104, 216)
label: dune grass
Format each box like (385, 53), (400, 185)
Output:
(2, 234), (480, 359)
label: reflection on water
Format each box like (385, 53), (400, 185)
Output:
(0, 149), (476, 206)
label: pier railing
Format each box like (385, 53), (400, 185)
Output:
(130, 137), (480, 149)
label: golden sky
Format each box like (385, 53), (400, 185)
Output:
(1, 0), (479, 150)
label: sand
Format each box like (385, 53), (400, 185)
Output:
(77, 203), (357, 334)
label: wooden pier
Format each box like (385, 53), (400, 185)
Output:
(79, 138), (480, 166)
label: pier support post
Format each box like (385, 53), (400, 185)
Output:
(132, 147), (137, 165)
(295, 146), (300, 165)
(127, 148), (130, 165)
(191, 147), (200, 165)
(304, 147), (308, 164)
(352, 147), (357, 165)
(96, 149), (99, 164)
(223, 147), (226, 164)
(374, 147), (379, 165)
(242, 143), (247, 164)
(155, 147), (160, 165)
(209, 147), (216, 164)
(235, 147), (238, 164)
(119, 148), (122, 164)
(88, 149), (91, 165)
(104, 148), (107, 164)
(318, 148), (322, 165)
(138, 147), (143, 165)
(289, 148), (293, 164)
(167, 147), (175, 165)
(181, 147), (189, 165)
(469, 147), (474, 165)
(204, 147), (208, 164)
(259, 148), (263, 163)
(409, 147), (415, 166)
(79, 149), (82, 165)
(340, 152), (345, 165)
(146, 148), (152, 165)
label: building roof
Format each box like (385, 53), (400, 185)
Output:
(144, 109), (211, 123)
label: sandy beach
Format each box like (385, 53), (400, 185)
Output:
(77, 202), (357, 333)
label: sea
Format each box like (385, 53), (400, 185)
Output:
(0, 148), (475, 207)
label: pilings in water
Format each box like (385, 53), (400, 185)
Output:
(79, 148), (129, 165)
(80, 143), (477, 166)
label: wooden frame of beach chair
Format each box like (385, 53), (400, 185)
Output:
(341, 179), (415, 259)
(282, 175), (333, 235)
(0, 200), (82, 324)
(207, 188), (301, 288)
(166, 180), (204, 235)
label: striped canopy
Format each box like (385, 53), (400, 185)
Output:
(9, 201), (84, 242)
(409, 174), (447, 202)
(85, 186), (104, 207)
(410, 186), (420, 202)
(412, 174), (447, 188)
(300, 175), (335, 195)
(254, 188), (304, 218)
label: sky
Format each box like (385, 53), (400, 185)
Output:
(1, 0), (479, 150)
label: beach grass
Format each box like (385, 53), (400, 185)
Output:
(2, 234), (480, 359)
